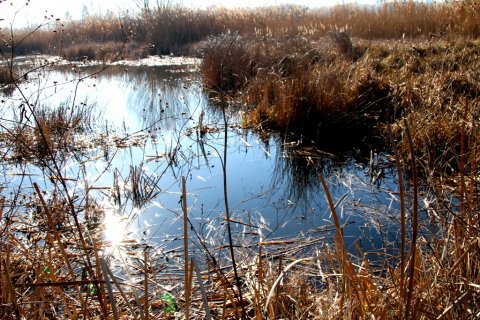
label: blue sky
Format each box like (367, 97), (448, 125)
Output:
(1, 0), (380, 28)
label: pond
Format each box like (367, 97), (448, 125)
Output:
(0, 56), (402, 262)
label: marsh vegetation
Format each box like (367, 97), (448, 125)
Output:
(1, 1), (480, 319)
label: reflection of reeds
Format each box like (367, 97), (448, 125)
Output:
(127, 165), (162, 208)
(0, 66), (17, 86)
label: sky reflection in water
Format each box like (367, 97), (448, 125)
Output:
(1, 61), (401, 258)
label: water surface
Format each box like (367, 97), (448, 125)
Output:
(0, 57), (401, 260)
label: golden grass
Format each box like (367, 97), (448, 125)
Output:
(2, 196), (479, 319)
(195, 4), (480, 317)
(201, 35), (480, 177)
(1, 109), (479, 318)
(4, 1), (480, 58)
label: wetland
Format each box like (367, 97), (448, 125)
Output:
(1, 1), (480, 318)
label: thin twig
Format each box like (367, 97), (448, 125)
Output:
(404, 119), (419, 320)
(182, 176), (190, 319)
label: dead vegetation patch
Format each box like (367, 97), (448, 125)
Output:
(2, 102), (94, 164)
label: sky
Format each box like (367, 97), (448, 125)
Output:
(1, 0), (378, 28)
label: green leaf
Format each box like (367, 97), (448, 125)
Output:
(162, 293), (177, 313)
(87, 283), (97, 295)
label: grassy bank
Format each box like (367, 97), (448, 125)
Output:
(200, 2), (480, 319)
(197, 3), (480, 318)
(203, 35), (480, 173)
(199, 2), (480, 175)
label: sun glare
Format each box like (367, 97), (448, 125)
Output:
(103, 210), (128, 246)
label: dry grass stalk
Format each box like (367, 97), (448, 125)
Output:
(99, 257), (119, 320)
(388, 126), (407, 319)
(182, 176), (191, 319)
(192, 257), (212, 320)
(403, 119), (420, 320)
(32, 182), (87, 309)
(144, 251), (149, 320)
(2, 253), (21, 319)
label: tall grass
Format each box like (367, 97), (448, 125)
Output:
(202, 34), (480, 176)
(201, 31), (402, 141)
(3, 1), (480, 60)
(5, 101), (94, 164)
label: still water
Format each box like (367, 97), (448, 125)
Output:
(1, 56), (401, 257)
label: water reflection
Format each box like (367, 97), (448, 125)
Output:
(0, 62), (401, 256)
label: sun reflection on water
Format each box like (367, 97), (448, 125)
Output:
(103, 209), (129, 248)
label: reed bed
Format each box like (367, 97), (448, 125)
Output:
(3, 1), (480, 59)
(0, 94), (478, 319)
(197, 4), (480, 316)
(197, 2), (480, 318)
(201, 35), (480, 177)
(1, 184), (479, 319)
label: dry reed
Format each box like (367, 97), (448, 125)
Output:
(4, 1), (480, 58)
